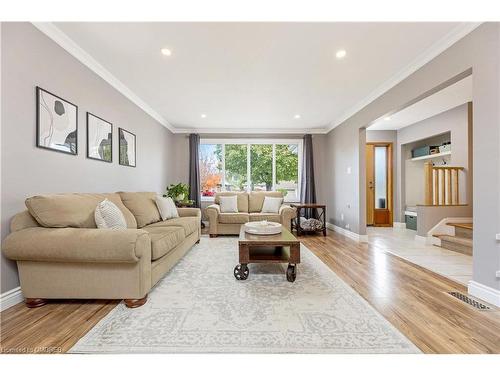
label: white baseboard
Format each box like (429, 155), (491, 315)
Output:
(393, 222), (406, 229)
(0, 286), (23, 311)
(414, 235), (427, 244)
(326, 223), (368, 243)
(468, 281), (500, 307)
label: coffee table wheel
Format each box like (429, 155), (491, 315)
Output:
(234, 263), (249, 280)
(286, 264), (297, 282)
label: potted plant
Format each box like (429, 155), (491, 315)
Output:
(164, 183), (190, 202)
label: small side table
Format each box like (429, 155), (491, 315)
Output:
(290, 203), (327, 236)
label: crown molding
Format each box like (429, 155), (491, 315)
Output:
(31, 22), (176, 133)
(173, 126), (327, 134)
(326, 22), (482, 133)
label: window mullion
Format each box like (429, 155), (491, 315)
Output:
(222, 144), (226, 192)
(247, 143), (251, 193)
(272, 144), (276, 191)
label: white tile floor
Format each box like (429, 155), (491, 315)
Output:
(367, 226), (473, 286)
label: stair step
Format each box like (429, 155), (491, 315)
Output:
(446, 222), (473, 239)
(436, 234), (472, 256)
(446, 222), (473, 230)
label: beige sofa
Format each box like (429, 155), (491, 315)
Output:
(2, 192), (201, 308)
(205, 191), (296, 236)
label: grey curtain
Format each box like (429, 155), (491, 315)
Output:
(188, 134), (201, 208)
(300, 134), (317, 218)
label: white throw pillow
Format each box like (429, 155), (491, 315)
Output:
(95, 199), (127, 229)
(261, 196), (283, 213)
(219, 195), (238, 213)
(155, 195), (179, 220)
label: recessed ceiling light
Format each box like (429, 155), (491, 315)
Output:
(294, 114), (301, 119)
(161, 48), (172, 56)
(201, 114), (207, 118)
(384, 116), (392, 121)
(335, 49), (347, 59)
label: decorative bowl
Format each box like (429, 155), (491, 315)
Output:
(244, 221), (282, 235)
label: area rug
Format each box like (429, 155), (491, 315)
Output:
(70, 236), (420, 353)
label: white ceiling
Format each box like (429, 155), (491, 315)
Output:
(367, 75), (472, 131)
(44, 22), (477, 134)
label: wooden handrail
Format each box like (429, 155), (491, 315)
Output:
(424, 162), (464, 206)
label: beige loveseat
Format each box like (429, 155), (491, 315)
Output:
(2, 192), (201, 308)
(205, 191), (296, 236)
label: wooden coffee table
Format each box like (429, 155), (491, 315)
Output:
(234, 226), (300, 282)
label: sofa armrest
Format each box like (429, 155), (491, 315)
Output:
(279, 205), (296, 231)
(177, 207), (201, 218)
(205, 204), (220, 214)
(2, 227), (150, 264)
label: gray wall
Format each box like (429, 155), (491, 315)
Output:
(0, 23), (175, 294)
(398, 103), (470, 219)
(325, 23), (500, 293)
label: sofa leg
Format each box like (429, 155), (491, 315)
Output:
(196, 239), (200, 244)
(124, 295), (148, 308)
(25, 298), (47, 308)
(209, 234), (217, 238)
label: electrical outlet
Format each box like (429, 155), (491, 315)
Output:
(340, 213), (344, 221)
(496, 234), (500, 240)
(496, 271), (500, 278)
(347, 167), (351, 174)
(345, 223), (350, 230)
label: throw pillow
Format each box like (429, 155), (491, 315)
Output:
(261, 196), (283, 213)
(155, 196), (179, 221)
(219, 195), (238, 213)
(94, 199), (127, 229)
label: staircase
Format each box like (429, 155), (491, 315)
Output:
(434, 223), (472, 255)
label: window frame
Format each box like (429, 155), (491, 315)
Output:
(200, 138), (303, 202)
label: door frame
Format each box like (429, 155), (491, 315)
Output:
(366, 142), (393, 227)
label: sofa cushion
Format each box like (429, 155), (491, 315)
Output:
(219, 212), (249, 224)
(118, 192), (161, 228)
(25, 193), (137, 229)
(248, 191), (284, 213)
(249, 213), (281, 223)
(215, 192), (249, 213)
(146, 216), (199, 236)
(219, 195), (238, 213)
(143, 226), (185, 260)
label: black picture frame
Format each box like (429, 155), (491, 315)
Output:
(118, 128), (136, 167)
(86, 112), (113, 163)
(36, 86), (78, 155)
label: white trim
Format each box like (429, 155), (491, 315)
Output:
(326, 22), (481, 133)
(393, 222), (406, 228)
(415, 235), (427, 244)
(0, 287), (23, 312)
(468, 281), (500, 308)
(31, 22), (175, 132)
(326, 223), (368, 243)
(176, 127), (327, 134)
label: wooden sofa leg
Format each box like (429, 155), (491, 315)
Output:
(124, 295), (148, 308)
(25, 298), (47, 308)
(209, 234), (217, 238)
(196, 239), (200, 244)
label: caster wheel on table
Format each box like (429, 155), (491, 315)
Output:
(234, 264), (249, 280)
(286, 264), (297, 282)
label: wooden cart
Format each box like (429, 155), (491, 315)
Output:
(235, 226), (301, 282)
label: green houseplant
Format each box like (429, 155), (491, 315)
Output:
(164, 183), (190, 202)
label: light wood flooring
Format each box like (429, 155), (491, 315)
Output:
(1, 229), (499, 354)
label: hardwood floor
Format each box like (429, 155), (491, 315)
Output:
(1, 229), (499, 354)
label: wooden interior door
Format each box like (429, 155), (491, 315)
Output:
(366, 144), (375, 226)
(366, 143), (393, 227)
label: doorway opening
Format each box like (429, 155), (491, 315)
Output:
(366, 142), (393, 226)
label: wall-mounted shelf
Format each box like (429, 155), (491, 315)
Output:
(410, 150), (451, 161)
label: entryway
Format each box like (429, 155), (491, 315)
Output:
(366, 143), (393, 226)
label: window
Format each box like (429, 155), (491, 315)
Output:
(200, 144), (223, 198)
(199, 139), (302, 202)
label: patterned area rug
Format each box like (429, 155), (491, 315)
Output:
(70, 236), (420, 353)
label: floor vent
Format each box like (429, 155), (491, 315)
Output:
(448, 291), (491, 310)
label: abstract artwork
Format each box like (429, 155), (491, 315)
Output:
(36, 87), (78, 155)
(119, 128), (136, 167)
(87, 113), (112, 162)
